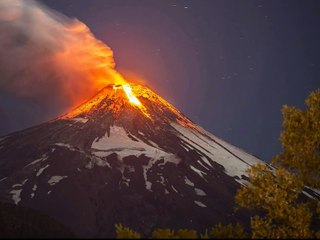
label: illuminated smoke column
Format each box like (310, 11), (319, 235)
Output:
(0, 0), (126, 111)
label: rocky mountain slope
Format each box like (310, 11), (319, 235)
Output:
(0, 83), (263, 237)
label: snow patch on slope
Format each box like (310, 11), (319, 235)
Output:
(71, 117), (88, 123)
(9, 179), (28, 204)
(30, 184), (37, 199)
(185, 177), (194, 187)
(198, 125), (261, 166)
(12, 179), (28, 188)
(48, 176), (68, 186)
(85, 155), (111, 169)
(36, 164), (50, 176)
(195, 188), (206, 196)
(54, 143), (76, 151)
(24, 154), (48, 168)
(92, 126), (179, 163)
(171, 123), (261, 182)
(10, 189), (22, 205)
(190, 165), (206, 179)
(194, 200), (206, 208)
(91, 126), (180, 191)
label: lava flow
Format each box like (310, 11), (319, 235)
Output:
(113, 84), (150, 118)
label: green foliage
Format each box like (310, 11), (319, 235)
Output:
(209, 223), (249, 239)
(273, 89), (320, 188)
(115, 224), (141, 239)
(236, 164), (314, 238)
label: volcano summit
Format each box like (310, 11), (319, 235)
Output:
(0, 84), (262, 237)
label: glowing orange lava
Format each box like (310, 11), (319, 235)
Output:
(113, 84), (150, 118)
(121, 84), (142, 106)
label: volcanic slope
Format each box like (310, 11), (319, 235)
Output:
(0, 84), (264, 237)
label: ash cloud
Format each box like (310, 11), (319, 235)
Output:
(0, 0), (124, 134)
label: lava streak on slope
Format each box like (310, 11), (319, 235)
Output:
(113, 84), (150, 118)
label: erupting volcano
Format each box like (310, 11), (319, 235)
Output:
(0, 1), (267, 236)
(0, 82), (267, 237)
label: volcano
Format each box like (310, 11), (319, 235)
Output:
(0, 83), (263, 237)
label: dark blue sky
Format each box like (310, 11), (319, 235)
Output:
(2, 0), (320, 161)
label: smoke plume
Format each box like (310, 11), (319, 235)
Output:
(0, 0), (125, 113)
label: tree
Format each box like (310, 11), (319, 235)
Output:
(209, 223), (249, 239)
(273, 89), (320, 188)
(235, 164), (313, 238)
(115, 224), (141, 239)
(236, 89), (320, 238)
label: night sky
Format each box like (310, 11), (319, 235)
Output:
(1, 0), (320, 162)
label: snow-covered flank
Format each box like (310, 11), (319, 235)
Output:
(199, 126), (262, 166)
(24, 154), (48, 168)
(171, 123), (261, 182)
(91, 126), (180, 190)
(92, 126), (180, 163)
(194, 200), (206, 208)
(10, 189), (22, 205)
(36, 164), (50, 176)
(71, 117), (88, 123)
(92, 126), (179, 162)
(48, 176), (67, 186)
